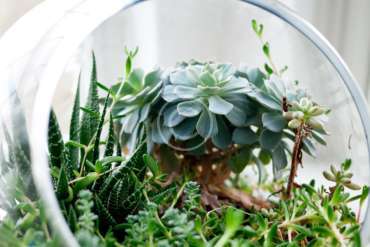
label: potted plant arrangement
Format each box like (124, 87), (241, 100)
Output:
(0, 20), (368, 247)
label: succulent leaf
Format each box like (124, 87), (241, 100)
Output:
(104, 114), (115, 157)
(232, 127), (258, 145)
(177, 100), (203, 117)
(93, 92), (110, 163)
(171, 117), (198, 141)
(271, 144), (288, 177)
(196, 110), (218, 138)
(80, 53), (100, 162)
(69, 81), (80, 169)
(48, 110), (65, 168)
(259, 129), (282, 150)
(212, 116), (232, 149)
(56, 166), (69, 200)
(163, 105), (185, 127)
(262, 112), (286, 132)
(208, 95), (233, 115)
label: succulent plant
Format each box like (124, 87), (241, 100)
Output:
(151, 61), (253, 149)
(323, 159), (361, 191)
(111, 67), (163, 151)
(233, 70), (328, 180)
(284, 96), (330, 130)
(108, 37), (330, 182)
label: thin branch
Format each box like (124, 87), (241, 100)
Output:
(286, 123), (304, 198)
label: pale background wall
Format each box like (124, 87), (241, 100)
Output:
(1, 0), (369, 95)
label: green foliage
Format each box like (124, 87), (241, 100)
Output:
(121, 171), (365, 246)
(184, 181), (201, 212)
(69, 81), (80, 170)
(105, 42), (329, 180)
(80, 53), (100, 162)
(323, 159), (362, 190)
(75, 190), (101, 246)
(48, 110), (65, 169)
(111, 47), (162, 152)
(159, 61), (251, 147)
(104, 114), (115, 157)
(215, 207), (245, 247)
(76, 190), (97, 232)
(56, 166), (69, 200)
(93, 92), (110, 163)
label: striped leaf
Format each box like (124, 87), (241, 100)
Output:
(80, 53), (100, 163)
(95, 195), (117, 229)
(93, 92), (110, 163)
(98, 142), (146, 203)
(68, 207), (78, 233)
(107, 179), (131, 221)
(63, 148), (74, 180)
(48, 110), (65, 168)
(98, 169), (125, 204)
(69, 81), (80, 169)
(104, 114), (115, 157)
(125, 142), (147, 180)
(56, 166), (69, 200)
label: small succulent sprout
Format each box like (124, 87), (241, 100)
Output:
(341, 159), (352, 171)
(343, 182), (362, 190)
(323, 159), (361, 191)
(288, 119), (302, 129)
(238, 69), (329, 175)
(323, 170), (336, 182)
(285, 97), (329, 131)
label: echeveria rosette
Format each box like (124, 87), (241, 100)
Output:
(112, 68), (163, 151)
(157, 62), (253, 150)
(236, 69), (290, 176)
(238, 67), (329, 177)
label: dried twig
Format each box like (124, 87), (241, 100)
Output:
(286, 123), (304, 198)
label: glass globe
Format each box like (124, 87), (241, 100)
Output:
(0, 0), (369, 245)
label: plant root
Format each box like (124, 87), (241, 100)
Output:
(207, 184), (272, 210)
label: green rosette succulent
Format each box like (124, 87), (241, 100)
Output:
(153, 62), (254, 149)
(111, 68), (163, 151)
(238, 67), (329, 176)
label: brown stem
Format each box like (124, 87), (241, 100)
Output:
(286, 123), (304, 198)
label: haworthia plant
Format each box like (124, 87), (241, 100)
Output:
(69, 81), (80, 170)
(80, 53), (100, 163)
(48, 110), (65, 169)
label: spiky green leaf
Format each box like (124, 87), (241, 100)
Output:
(48, 110), (65, 168)
(93, 92), (110, 163)
(80, 53), (100, 162)
(69, 81), (80, 170)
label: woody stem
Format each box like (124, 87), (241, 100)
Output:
(286, 123), (304, 198)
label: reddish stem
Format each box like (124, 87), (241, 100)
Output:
(286, 123), (304, 198)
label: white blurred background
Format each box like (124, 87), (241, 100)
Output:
(1, 0), (369, 95)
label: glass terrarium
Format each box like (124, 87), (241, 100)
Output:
(0, 0), (369, 246)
